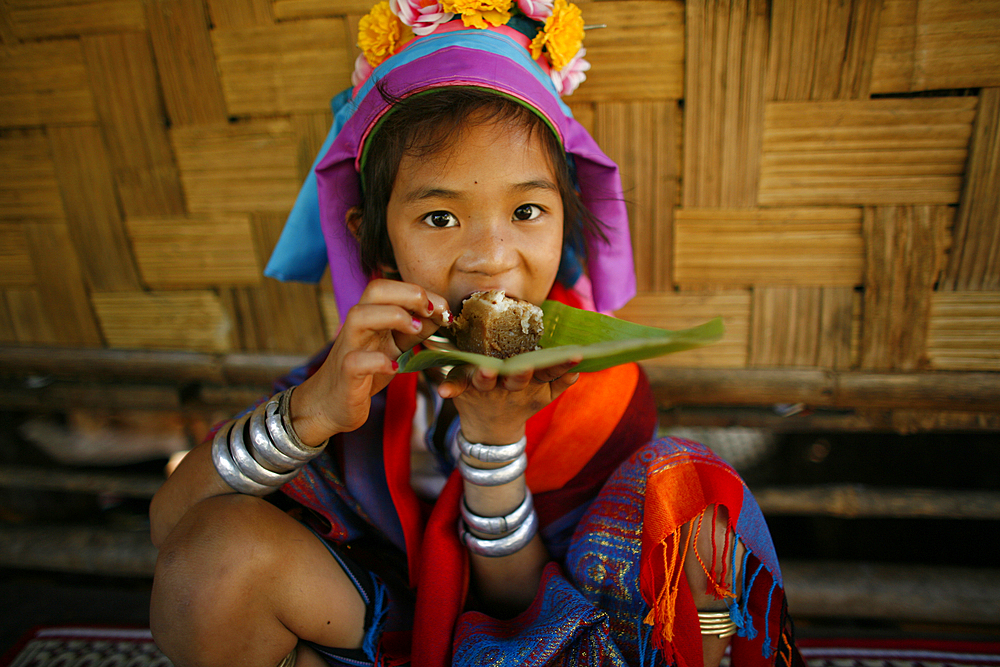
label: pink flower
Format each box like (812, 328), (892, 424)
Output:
(391, 0), (454, 35)
(517, 0), (553, 21)
(550, 47), (589, 95)
(352, 52), (374, 88)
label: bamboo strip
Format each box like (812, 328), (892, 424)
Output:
(615, 291), (751, 368)
(126, 214), (261, 288)
(871, 0), (1000, 93)
(926, 292), (1000, 371)
(750, 286), (856, 369)
(661, 406), (1000, 433)
(674, 208), (864, 287)
(23, 223), (102, 346)
(0, 0), (16, 43)
(171, 120), (300, 213)
(274, 0), (372, 20)
(241, 212), (327, 353)
(5, 289), (60, 345)
(0, 294), (16, 344)
(943, 89), (1000, 291)
(569, 1), (684, 102)
(92, 291), (233, 352)
(47, 125), (141, 291)
(593, 101), (677, 292)
(6, 0), (145, 39)
(147, 0), (229, 127)
(0, 133), (64, 221)
(0, 40), (97, 126)
(207, 0), (275, 28)
(291, 112), (335, 182)
(859, 205), (952, 371)
(81, 32), (185, 217)
(0, 225), (34, 287)
(760, 98), (973, 205)
(211, 18), (353, 115)
(320, 292), (342, 338)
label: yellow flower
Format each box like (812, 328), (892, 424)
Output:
(529, 0), (583, 70)
(441, 0), (512, 29)
(358, 0), (413, 67)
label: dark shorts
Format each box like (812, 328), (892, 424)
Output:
(301, 528), (390, 667)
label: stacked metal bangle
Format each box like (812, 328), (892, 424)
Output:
(457, 452), (527, 486)
(461, 489), (534, 535)
(457, 431), (526, 463)
(211, 385), (328, 496)
(697, 610), (737, 638)
(461, 503), (538, 558)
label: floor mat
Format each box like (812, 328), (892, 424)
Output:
(1, 626), (172, 666)
(797, 637), (1000, 667)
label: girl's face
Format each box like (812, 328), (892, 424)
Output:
(386, 121), (564, 313)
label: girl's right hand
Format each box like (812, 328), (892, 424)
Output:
(289, 279), (451, 446)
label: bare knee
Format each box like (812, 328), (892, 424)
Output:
(150, 495), (297, 667)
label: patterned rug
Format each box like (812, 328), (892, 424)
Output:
(2, 627), (998, 667)
(0, 626), (172, 666)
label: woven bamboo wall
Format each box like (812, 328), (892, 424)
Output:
(2, 0), (999, 380)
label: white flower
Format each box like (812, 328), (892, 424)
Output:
(550, 47), (589, 95)
(391, 0), (454, 36)
(517, 0), (553, 20)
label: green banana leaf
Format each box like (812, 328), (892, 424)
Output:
(397, 300), (724, 374)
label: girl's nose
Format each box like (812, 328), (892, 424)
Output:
(462, 218), (516, 275)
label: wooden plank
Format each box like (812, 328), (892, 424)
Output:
(147, 0), (229, 127)
(211, 18), (353, 115)
(273, 0), (371, 21)
(767, 0), (882, 101)
(0, 225), (33, 286)
(0, 293), (16, 343)
(171, 119), (301, 213)
(6, 0), (145, 39)
(23, 222), (103, 347)
(225, 213), (327, 353)
(569, 0), (684, 102)
(593, 101), (677, 292)
(749, 286), (856, 369)
(859, 205), (951, 371)
(47, 125), (141, 291)
(756, 484), (1000, 520)
(0, 0), (17, 45)
(81, 32), (186, 217)
(943, 88), (1000, 290)
(92, 290), (234, 352)
(0, 38), (97, 126)
(759, 97), (975, 205)
(126, 214), (262, 288)
(674, 208), (864, 287)
(683, 0), (769, 207)
(871, 0), (1000, 94)
(615, 291), (750, 368)
(5, 288), (61, 345)
(926, 292), (1000, 371)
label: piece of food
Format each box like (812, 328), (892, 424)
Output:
(449, 290), (544, 359)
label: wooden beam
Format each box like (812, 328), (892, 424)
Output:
(755, 485), (1000, 520)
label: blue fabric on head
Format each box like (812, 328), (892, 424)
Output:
(264, 86), (354, 283)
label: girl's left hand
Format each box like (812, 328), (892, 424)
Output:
(438, 359), (581, 444)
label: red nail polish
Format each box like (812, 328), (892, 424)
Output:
(427, 299), (434, 314)
(412, 316), (422, 331)
(391, 360), (399, 371)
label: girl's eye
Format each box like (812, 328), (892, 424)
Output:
(422, 211), (458, 228)
(513, 204), (542, 221)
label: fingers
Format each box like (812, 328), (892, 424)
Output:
(359, 279), (452, 327)
(439, 365), (500, 399)
(530, 357), (582, 384)
(342, 280), (452, 352)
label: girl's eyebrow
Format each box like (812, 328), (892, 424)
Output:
(403, 179), (558, 204)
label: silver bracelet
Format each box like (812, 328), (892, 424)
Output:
(265, 386), (328, 462)
(461, 508), (538, 557)
(211, 419), (273, 496)
(228, 413), (301, 487)
(458, 452), (527, 486)
(247, 401), (300, 471)
(461, 489), (534, 536)
(211, 386), (328, 496)
(457, 431), (527, 463)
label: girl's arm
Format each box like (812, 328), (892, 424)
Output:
(150, 279), (451, 548)
(440, 362), (580, 616)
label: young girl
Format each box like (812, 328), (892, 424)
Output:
(148, 4), (801, 667)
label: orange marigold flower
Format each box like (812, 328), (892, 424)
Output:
(529, 0), (583, 71)
(358, 0), (412, 67)
(441, 0), (512, 29)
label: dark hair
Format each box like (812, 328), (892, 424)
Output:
(355, 85), (604, 277)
